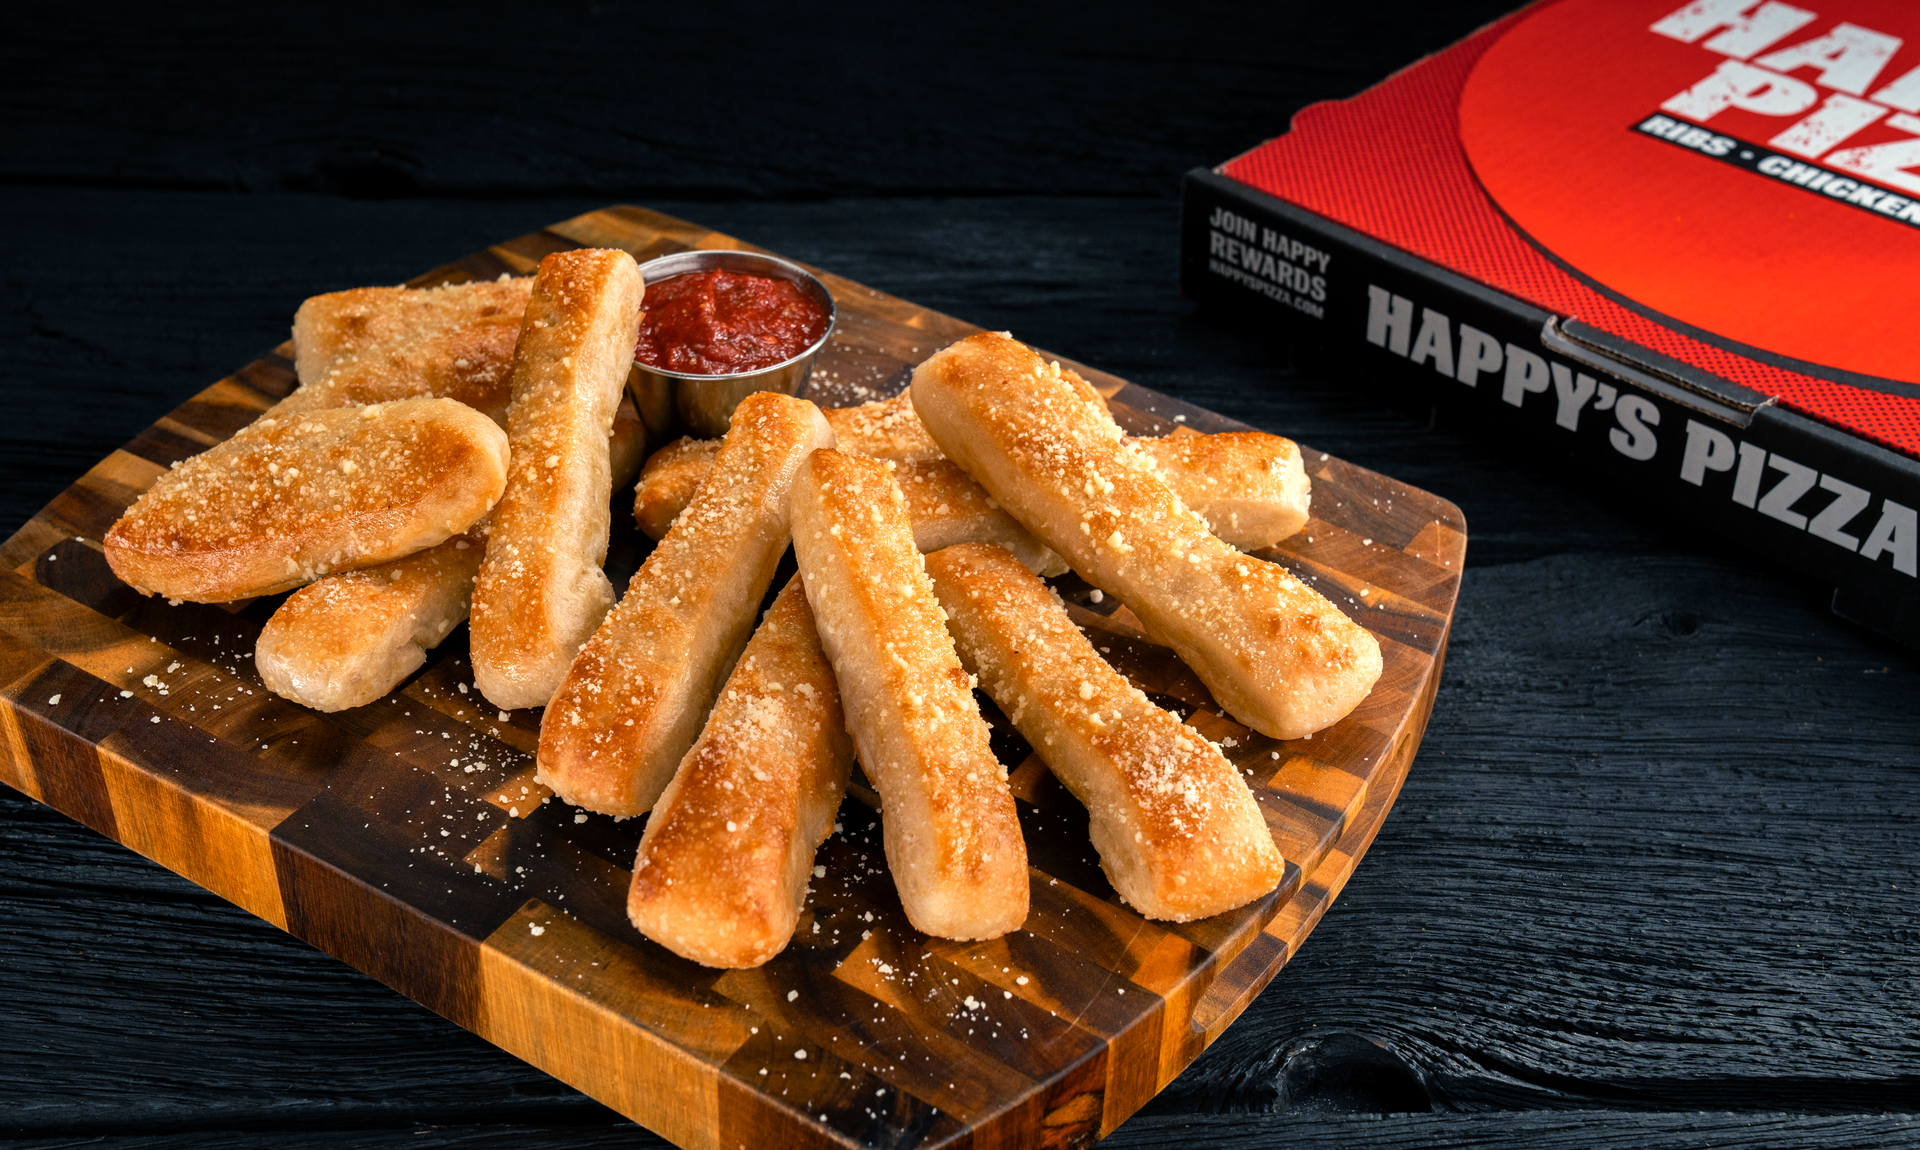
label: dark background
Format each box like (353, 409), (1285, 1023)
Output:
(3, 2), (1915, 1148)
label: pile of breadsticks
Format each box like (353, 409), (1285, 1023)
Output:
(103, 247), (1382, 970)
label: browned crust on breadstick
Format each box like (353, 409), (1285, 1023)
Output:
(1135, 429), (1311, 551)
(277, 317), (523, 425)
(291, 277), (532, 386)
(627, 577), (852, 967)
(105, 398), (507, 603)
(821, 390), (944, 462)
(891, 459), (1066, 577)
(911, 332), (1381, 741)
(927, 543), (1285, 921)
(607, 398), (647, 492)
(470, 249), (644, 711)
(632, 436), (720, 540)
(539, 392), (834, 817)
(820, 374), (1105, 463)
(257, 527), (487, 712)
(789, 449), (1028, 940)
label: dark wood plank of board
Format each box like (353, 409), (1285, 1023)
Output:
(0, 205), (1464, 1150)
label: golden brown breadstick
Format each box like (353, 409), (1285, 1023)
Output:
(627, 578), (853, 967)
(1135, 428), (1310, 551)
(820, 372), (1106, 462)
(632, 436), (720, 540)
(254, 409), (634, 718)
(891, 459), (1067, 576)
(277, 317), (523, 425)
(256, 527), (486, 711)
(789, 449), (1028, 940)
(606, 397), (647, 492)
(470, 249), (644, 711)
(912, 332), (1380, 740)
(105, 398), (507, 603)
(1043, 368), (1307, 550)
(820, 390), (944, 461)
(1063, 366), (1109, 410)
(292, 277), (532, 386)
(539, 392), (833, 817)
(928, 543), (1284, 920)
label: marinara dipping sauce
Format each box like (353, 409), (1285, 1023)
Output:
(633, 269), (831, 376)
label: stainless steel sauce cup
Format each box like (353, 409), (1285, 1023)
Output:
(628, 249), (837, 438)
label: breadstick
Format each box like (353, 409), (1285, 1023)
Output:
(821, 371), (1106, 462)
(927, 543), (1284, 920)
(277, 316), (522, 425)
(292, 277), (531, 385)
(539, 392), (833, 817)
(635, 429), (1297, 558)
(105, 397), (507, 603)
(1135, 428), (1310, 551)
(627, 577), (852, 967)
(632, 436), (719, 539)
(789, 449), (1027, 940)
(891, 458), (1066, 576)
(257, 526), (486, 712)
(253, 414), (637, 718)
(820, 390), (944, 461)
(911, 332), (1380, 740)
(606, 397), (647, 492)
(469, 249), (644, 711)
(1046, 370), (1308, 550)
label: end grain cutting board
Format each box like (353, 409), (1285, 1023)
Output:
(0, 206), (1464, 1150)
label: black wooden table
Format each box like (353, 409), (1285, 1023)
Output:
(4, 3), (1915, 1147)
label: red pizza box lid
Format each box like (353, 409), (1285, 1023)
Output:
(1221, 0), (1920, 459)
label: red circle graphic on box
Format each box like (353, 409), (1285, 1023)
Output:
(1458, 0), (1920, 385)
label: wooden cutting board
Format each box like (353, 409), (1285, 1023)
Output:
(0, 206), (1464, 1150)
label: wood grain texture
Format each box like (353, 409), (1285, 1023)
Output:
(0, 207), (1460, 1150)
